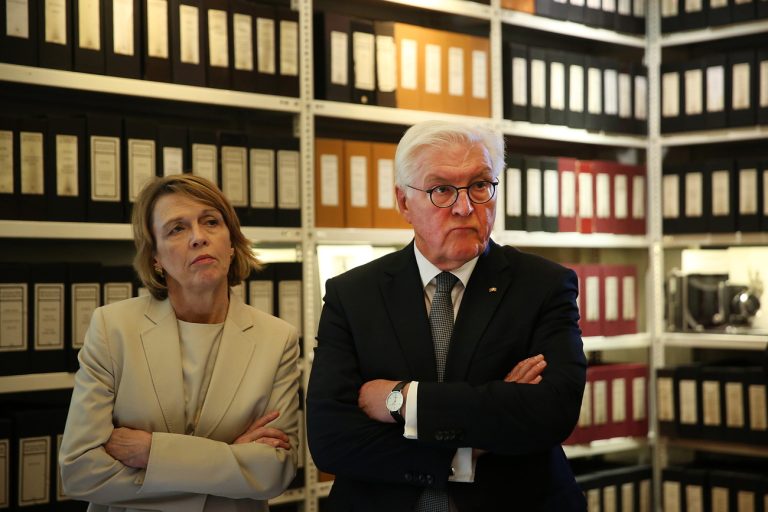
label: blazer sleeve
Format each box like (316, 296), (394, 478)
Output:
(307, 278), (454, 487)
(416, 266), (587, 454)
(140, 325), (300, 499)
(59, 307), (204, 508)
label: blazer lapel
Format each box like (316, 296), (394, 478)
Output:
(446, 241), (514, 380)
(194, 294), (256, 439)
(382, 243), (438, 381)
(141, 298), (185, 434)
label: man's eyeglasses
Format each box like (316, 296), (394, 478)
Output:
(407, 180), (499, 208)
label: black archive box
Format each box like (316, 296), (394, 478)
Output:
(373, 20), (396, 108)
(219, 131), (249, 221)
(546, 50), (567, 127)
(246, 264), (274, 314)
(244, 134), (276, 226)
(123, 118), (158, 221)
(105, 0), (141, 78)
(0, 417), (9, 510)
(527, 47), (547, 125)
(567, 52), (586, 129)
(9, 408), (54, 511)
(204, 0), (232, 89)
(704, 53), (729, 130)
(314, 11), (352, 103)
(271, 261), (302, 353)
(681, 0), (708, 30)
(541, 156), (559, 232)
(28, 263), (68, 374)
(656, 367), (677, 437)
(350, 17), (376, 106)
(86, 114), (123, 223)
(732, 0), (757, 21)
(276, 6), (299, 98)
(101, 265), (136, 305)
(157, 124), (187, 176)
(728, 50), (757, 127)
(523, 156), (543, 232)
(568, 0), (584, 23)
(661, 62), (682, 133)
(617, 62), (634, 134)
(0, 263), (30, 376)
(601, 57), (620, 133)
(0, 115), (20, 220)
(736, 158), (763, 232)
(230, 0), (257, 92)
(38, 0), (74, 70)
(709, 0), (732, 25)
(585, 56), (604, 131)
(759, 49), (768, 125)
(46, 116), (87, 222)
(18, 117), (48, 221)
(73, 0), (105, 74)
(662, 163), (683, 234)
(632, 64), (647, 134)
(142, 0), (173, 82)
(679, 162), (709, 234)
(275, 139), (300, 227)
(189, 127), (219, 187)
(682, 59), (706, 131)
(504, 154), (525, 231)
(503, 42), (529, 122)
(170, 0), (207, 86)
(706, 158), (736, 233)
(252, 2), (278, 96)
(674, 364), (701, 439)
(584, 0), (602, 27)
(0, 0), (38, 65)
(66, 262), (101, 372)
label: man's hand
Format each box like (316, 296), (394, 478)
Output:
(104, 427), (152, 468)
(505, 354), (546, 384)
(359, 379), (408, 423)
(233, 410), (291, 450)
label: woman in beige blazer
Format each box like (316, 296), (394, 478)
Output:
(60, 174), (300, 512)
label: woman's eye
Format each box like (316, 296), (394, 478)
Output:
(168, 225), (183, 235)
(205, 218), (220, 226)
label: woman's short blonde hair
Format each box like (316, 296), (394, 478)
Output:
(132, 174), (261, 300)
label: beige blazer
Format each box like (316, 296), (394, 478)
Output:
(59, 292), (300, 512)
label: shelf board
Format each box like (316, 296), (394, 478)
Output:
(662, 232), (768, 248)
(660, 18), (768, 47)
(495, 230), (649, 248)
(563, 437), (648, 459)
(312, 100), (492, 127)
(662, 438), (768, 458)
(0, 220), (302, 243)
(583, 333), (651, 352)
(0, 63), (301, 113)
(383, 0), (491, 20)
(501, 10), (645, 47)
(501, 120), (647, 148)
(660, 125), (768, 147)
(315, 480), (334, 499)
(662, 332), (768, 351)
(268, 487), (305, 505)
(315, 227), (413, 246)
(0, 372), (75, 393)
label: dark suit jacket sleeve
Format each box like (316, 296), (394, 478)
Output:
(417, 263), (586, 454)
(307, 276), (454, 486)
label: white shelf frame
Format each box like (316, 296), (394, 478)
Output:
(660, 18), (768, 46)
(563, 437), (649, 459)
(660, 438), (768, 459)
(501, 120), (648, 148)
(495, 230), (649, 248)
(312, 99), (494, 127)
(660, 125), (768, 147)
(0, 372), (75, 393)
(662, 232), (768, 248)
(501, 9), (646, 47)
(382, 0), (492, 20)
(0, 63), (301, 113)
(583, 333), (651, 352)
(661, 332), (768, 351)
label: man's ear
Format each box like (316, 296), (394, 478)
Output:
(395, 186), (412, 224)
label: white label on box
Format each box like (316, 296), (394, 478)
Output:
(376, 35), (396, 93)
(104, 282), (131, 304)
(147, 0), (168, 58)
(662, 174), (679, 219)
(550, 61), (565, 111)
(0, 284), (27, 352)
(588, 67), (602, 114)
(112, 0), (134, 56)
(425, 43), (441, 95)
(662, 0), (678, 16)
(732, 62), (751, 110)
(618, 0), (631, 15)
(233, 13), (253, 71)
(0, 439), (8, 507)
(632, 376), (645, 420)
(179, 4), (199, 65)
(603, 0), (616, 12)
(505, 168), (521, 217)
(400, 38), (417, 90)
(278, 280), (301, 331)
(221, 146), (247, 207)
(277, 150), (300, 209)
(579, 173), (594, 217)
(605, 276), (619, 321)
(685, 172), (703, 217)
(526, 168), (541, 216)
(738, 491), (755, 512)
(128, 139), (155, 202)
(761, 60), (768, 107)
(679, 379), (697, 424)
(512, 57), (528, 107)
(764, 170), (768, 215)
(353, 31), (375, 91)
(685, 68), (703, 115)
(320, 154), (339, 207)
(279, 20), (298, 76)
(578, 381), (592, 426)
(18, 436), (50, 506)
(621, 482), (634, 512)
(569, 65), (584, 112)
(377, 158), (395, 210)
(635, 75), (647, 120)
(623, 276), (636, 320)
(711, 170), (730, 216)
(0, 130), (13, 193)
(604, 68), (618, 115)
(163, 146), (182, 176)
(702, 380), (721, 426)
(7, 0), (29, 38)
(91, 136), (120, 201)
(531, 59), (546, 108)
(35, 283), (64, 350)
(686, 0), (702, 12)
(748, 384), (767, 431)
(615, 174), (628, 219)
(663, 481), (680, 512)
(739, 168), (758, 215)
(45, 0), (67, 45)
(640, 480), (650, 512)
(632, 174), (645, 219)
(250, 148), (275, 209)
(586, 275), (599, 322)
(472, 50), (487, 100)
(208, 9), (228, 67)
(349, 155), (368, 208)
(596, 172), (610, 219)
(587, 489), (600, 512)
(619, 73), (631, 118)
(256, 17), (275, 74)
(707, 65), (725, 113)
(20, 131), (44, 195)
(725, 381), (745, 428)
(71, 283), (99, 349)
(604, 485), (617, 512)
(561, 170), (575, 218)
(543, 168), (558, 217)
(712, 487), (728, 512)
(593, 379), (607, 425)
(662, 72), (680, 117)
(688, 486), (704, 512)
(79, 0), (101, 50)
(56, 134), (79, 197)
(448, 46), (463, 97)
(192, 143), (216, 186)
(248, 280), (273, 314)
(612, 377), (626, 422)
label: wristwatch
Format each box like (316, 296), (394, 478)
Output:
(385, 381), (409, 425)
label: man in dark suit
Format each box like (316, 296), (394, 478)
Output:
(307, 120), (587, 512)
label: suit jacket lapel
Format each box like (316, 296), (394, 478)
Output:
(141, 298), (185, 434)
(195, 294), (256, 438)
(446, 241), (513, 380)
(381, 243), (438, 381)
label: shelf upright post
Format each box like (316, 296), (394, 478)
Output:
(645, 0), (666, 509)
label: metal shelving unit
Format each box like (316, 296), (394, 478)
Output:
(659, 18), (768, 46)
(563, 437), (649, 459)
(661, 332), (768, 351)
(583, 333), (652, 352)
(501, 119), (648, 147)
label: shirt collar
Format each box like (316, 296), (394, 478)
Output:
(413, 244), (478, 290)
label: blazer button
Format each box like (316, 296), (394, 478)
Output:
(435, 432), (444, 441)
(426, 474), (434, 485)
(418, 473), (426, 483)
(405, 472), (413, 482)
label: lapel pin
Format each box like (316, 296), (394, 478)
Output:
(488, 287), (497, 293)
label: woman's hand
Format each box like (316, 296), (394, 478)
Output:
(104, 427), (152, 469)
(505, 354), (547, 384)
(233, 410), (291, 450)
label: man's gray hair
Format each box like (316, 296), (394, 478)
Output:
(394, 120), (505, 188)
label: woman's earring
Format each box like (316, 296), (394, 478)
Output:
(154, 265), (164, 278)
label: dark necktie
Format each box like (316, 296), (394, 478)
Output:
(415, 271), (458, 512)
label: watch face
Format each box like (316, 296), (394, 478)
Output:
(386, 391), (403, 412)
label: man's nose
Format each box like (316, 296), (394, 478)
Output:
(451, 189), (474, 216)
